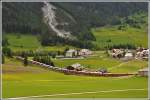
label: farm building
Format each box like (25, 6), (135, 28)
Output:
(111, 49), (125, 58)
(65, 49), (92, 57)
(135, 49), (149, 60)
(138, 68), (148, 77)
(66, 63), (83, 71)
(97, 68), (108, 74)
(136, 47), (145, 52)
(79, 49), (92, 56)
(65, 49), (78, 57)
(124, 52), (133, 60)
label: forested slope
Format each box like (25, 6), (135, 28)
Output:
(2, 2), (148, 49)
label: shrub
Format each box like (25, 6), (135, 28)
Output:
(24, 55), (28, 66)
(2, 47), (12, 57)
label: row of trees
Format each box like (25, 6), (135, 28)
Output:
(40, 33), (95, 49)
(33, 55), (54, 66)
(23, 54), (55, 67)
(2, 46), (57, 66)
(2, 46), (28, 66)
(2, 46), (69, 58)
(1, 47), (54, 67)
(14, 50), (58, 58)
(107, 44), (136, 50)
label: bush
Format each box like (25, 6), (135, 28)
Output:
(98, 67), (108, 73)
(24, 55), (28, 66)
(2, 37), (9, 46)
(51, 53), (56, 58)
(2, 47), (12, 57)
(2, 54), (5, 64)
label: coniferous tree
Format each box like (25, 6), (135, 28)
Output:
(51, 62), (55, 67)
(2, 47), (12, 58)
(24, 55), (28, 66)
(2, 54), (5, 64)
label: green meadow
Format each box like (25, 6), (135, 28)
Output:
(5, 34), (75, 52)
(53, 51), (148, 73)
(2, 58), (148, 98)
(6, 34), (41, 51)
(3, 26), (148, 98)
(92, 26), (148, 49)
(5, 25), (148, 52)
(4, 33), (148, 74)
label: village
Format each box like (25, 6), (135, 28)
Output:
(62, 47), (149, 76)
(15, 47), (149, 77)
(63, 47), (149, 60)
(109, 47), (149, 61)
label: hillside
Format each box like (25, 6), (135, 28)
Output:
(92, 25), (148, 49)
(5, 34), (76, 51)
(2, 2), (148, 49)
(92, 11), (148, 49)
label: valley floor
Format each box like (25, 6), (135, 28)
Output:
(2, 58), (148, 98)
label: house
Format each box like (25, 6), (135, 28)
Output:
(111, 49), (124, 58)
(79, 49), (92, 56)
(138, 68), (148, 77)
(135, 49), (149, 60)
(141, 49), (149, 59)
(136, 47), (145, 52)
(65, 49), (92, 57)
(124, 52), (133, 59)
(97, 68), (108, 74)
(65, 49), (77, 57)
(66, 63), (83, 71)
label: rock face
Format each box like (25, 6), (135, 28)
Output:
(42, 2), (72, 38)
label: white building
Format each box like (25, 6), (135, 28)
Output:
(66, 63), (83, 71)
(79, 49), (92, 56)
(71, 63), (82, 68)
(124, 52), (133, 59)
(135, 49), (149, 60)
(65, 49), (77, 57)
(138, 68), (148, 77)
(111, 49), (124, 58)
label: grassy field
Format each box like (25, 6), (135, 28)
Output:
(5, 33), (148, 73)
(2, 58), (148, 98)
(6, 34), (41, 51)
(6, 34), (75, 52)
(92, 26), (148, 49)
(6, 26), (148, 52)
(3, 27), (148, 98)
(53, 51), (148, 73)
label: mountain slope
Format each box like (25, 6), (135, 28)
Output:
(2, 2), (148, 49)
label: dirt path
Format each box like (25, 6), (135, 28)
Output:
(9, 88), (147, 99)
(108, 62), (128, 71)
